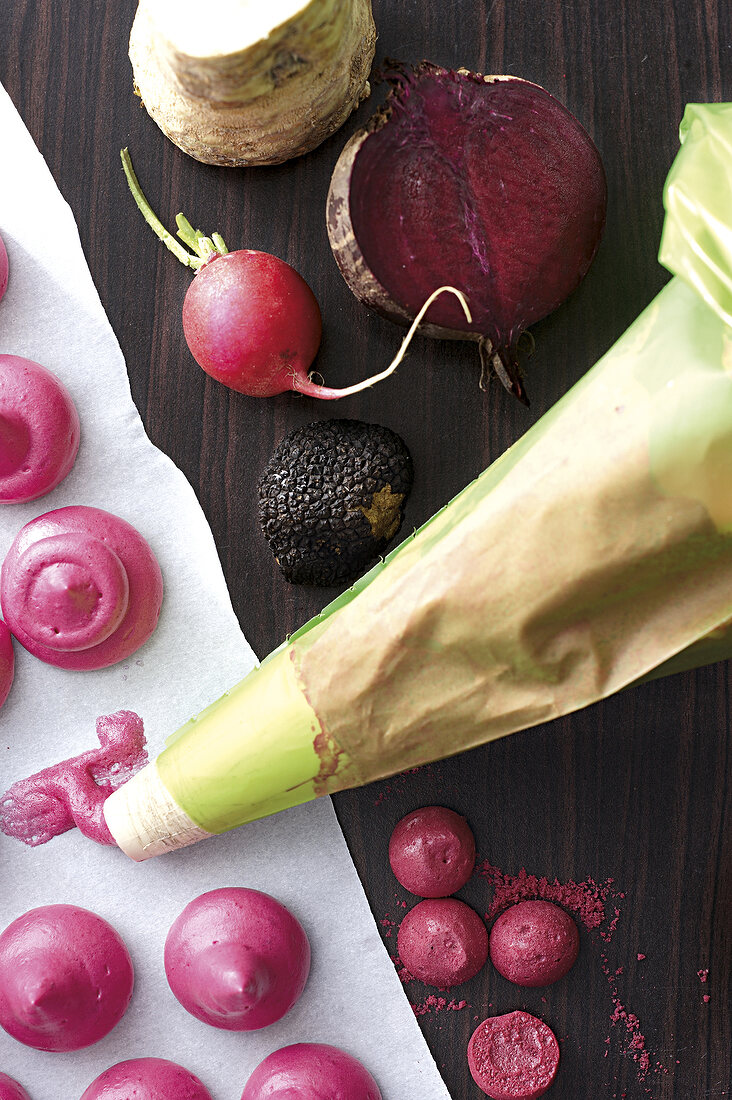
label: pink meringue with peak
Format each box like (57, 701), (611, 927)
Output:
(80, 1058), (213, 1100)
(0, 355), (79, 504)
(165, 887), (310, 1031)
(0, 904), (133, 1052)
(0, 1073), (31, 1100)
(241, 1043), (382, 1100)
(1, 505), (162, 669)
(0, 619), (13, 709)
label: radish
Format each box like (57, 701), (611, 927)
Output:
(0, 232), (8, 303)
(327, 63), (608, 405)
(121, 149), (471, 399)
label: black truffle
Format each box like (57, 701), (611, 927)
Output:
(258, 419), (414, 586)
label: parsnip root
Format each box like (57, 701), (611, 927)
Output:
(129, 0), (376, 166)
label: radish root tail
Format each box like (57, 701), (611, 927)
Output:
(300, 286), (472, 399)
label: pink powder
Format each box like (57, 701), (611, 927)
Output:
(0, 711), (146, 846)
(703, 994), (711, 1003)
(379, 915), (397, 939)
(476, 859), (625, 939)
(697, 968), (709, 983)
(412, 995), (468, 1018)
(372, 765), (433, 806)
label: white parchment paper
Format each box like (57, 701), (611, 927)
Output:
(0, 84), (451, 1100)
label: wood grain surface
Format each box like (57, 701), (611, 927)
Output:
(1, 1), (730, 1097)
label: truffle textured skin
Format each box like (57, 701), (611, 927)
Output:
(489, 900), (579, 987)
(258, 419), (413, 586)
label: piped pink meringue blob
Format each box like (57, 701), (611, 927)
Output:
(0, 355), (80, 504)
(241, 1043), (382, 1100)
(0, 1072), (32, 1100)
(0, 904), (134, 1052)
(0, 233), (8, 302)
(0, 711), (146, 847)
(1, 505), (163, 669)
(0, 619), (13, 709)
(389, 806), (476, 898)
(165, 888), (311, 1031)
(80, 1058), (213, 1100)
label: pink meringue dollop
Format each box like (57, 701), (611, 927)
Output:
(0, 1072), (31, 1100)
(241, 1043), (382, 1100)
(1, 505), (163, 669)
(0, 355), (80, 504)
(0, 904), (134, 1052)
(165, 888), (311, 1031)
(80, 1058), (213, 1100)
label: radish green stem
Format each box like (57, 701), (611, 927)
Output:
(120, 148), (229, 270)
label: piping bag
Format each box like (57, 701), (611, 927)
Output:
(105, 103), (732, 860)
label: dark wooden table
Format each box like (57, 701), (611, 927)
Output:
(1, 2), (730, 1097)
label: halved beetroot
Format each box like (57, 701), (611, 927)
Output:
(327, 63), (607, 404)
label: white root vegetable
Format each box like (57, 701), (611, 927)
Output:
(129, 0), (376, 166)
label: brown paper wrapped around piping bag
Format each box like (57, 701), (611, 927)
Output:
(104, 103), (732, 859)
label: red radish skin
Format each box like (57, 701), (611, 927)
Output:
(121, 149), (471, 400)
(327, 64), (608, 404)
(182, 251), (322, 396)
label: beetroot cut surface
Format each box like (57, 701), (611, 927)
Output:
(328, 63), (607, 403)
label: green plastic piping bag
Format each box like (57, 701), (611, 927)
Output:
(104, 103), (732, 860)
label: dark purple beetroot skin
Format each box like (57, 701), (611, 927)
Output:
(335, 64), (607, 400)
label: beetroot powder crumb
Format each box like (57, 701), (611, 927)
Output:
(372, 765), (434, 806)
(413, 995), (469, 1018)
(637, 954), (646, 961)
(379, 916), (396, 939)
(697, 968), (709, 983)
(703, 995), (711, 1003)
(476, 860), (624, 938)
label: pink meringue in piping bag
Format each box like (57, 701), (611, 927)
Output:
(1, 505), (163, 669)
(0, 904), (134, 1052)
(0, 355), (80, 504)
(80, 1058), (213, 1100)
(165, 888), (310, 1031)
